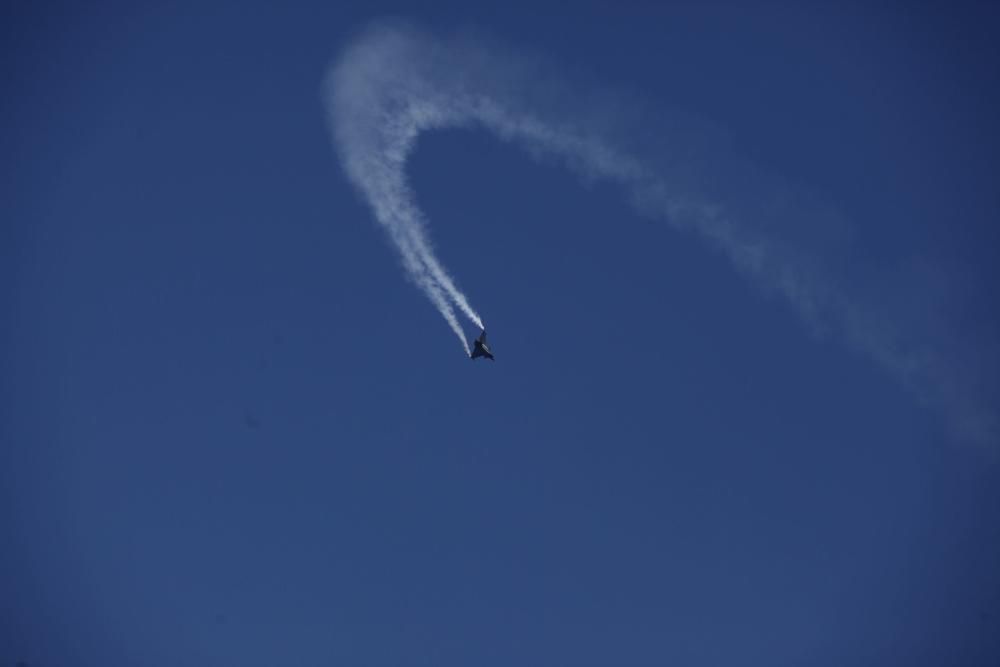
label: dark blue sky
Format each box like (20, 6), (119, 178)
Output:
(3, 2), (999, 665)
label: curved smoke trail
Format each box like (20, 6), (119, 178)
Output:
(324, 23), (645, 353)
(324, 22), (997, 449)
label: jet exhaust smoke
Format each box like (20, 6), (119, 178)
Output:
(324, 22), (998, 449)
(326, 28), (484, 353)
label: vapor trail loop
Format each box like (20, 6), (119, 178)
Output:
(325, 21), (998, 449)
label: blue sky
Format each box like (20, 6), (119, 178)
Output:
(2, 2), (999, 665)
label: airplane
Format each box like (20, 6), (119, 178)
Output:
(470, 330), (494, 361)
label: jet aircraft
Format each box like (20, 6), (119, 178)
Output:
(470, 330), (494, 361)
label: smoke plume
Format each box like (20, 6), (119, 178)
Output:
(325, 21), (998, 449)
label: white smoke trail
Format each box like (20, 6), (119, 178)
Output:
(326, 32), (484, 354)
(324, 22), (997, 449)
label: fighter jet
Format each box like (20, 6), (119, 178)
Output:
(470, 330), (494, 361)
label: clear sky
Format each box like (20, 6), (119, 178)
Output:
(2, 2), (999, 665)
